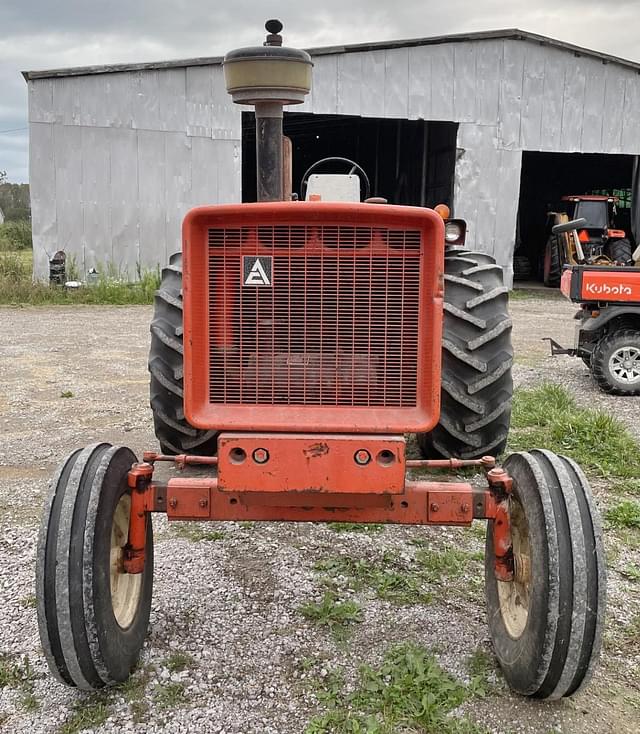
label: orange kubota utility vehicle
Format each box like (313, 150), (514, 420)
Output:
(37, 21), (605, 700)
(547, 217), (640, 394)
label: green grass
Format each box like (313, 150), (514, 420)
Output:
(0, 249), (160, 305)
(20, 690), (39, 712)
(313, 545), (482, 607)
(299, 592), (363, 633)
(314, 555), (432, 605)
(606, 501), (640, 529)
(509, 383), (640, 480)
(19, 594), (37, 609)
(116, 665), (152, 723)
(154, 681), (188, 709)
(305, 643), (486, 733)
(0, 220), (31, 250)
(620, 564), (640, 581)
(327, 522), (384, 534)
(466, 647), (496, 694)
(165, 651), (195, 673)
(0, 653), (37, 690)
(59, 695), (110, 734)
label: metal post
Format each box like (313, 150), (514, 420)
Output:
(255, 101), (283, 202)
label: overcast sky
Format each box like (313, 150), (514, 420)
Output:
(2, 0), (640, 183)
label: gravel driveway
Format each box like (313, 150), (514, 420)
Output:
(0, 293), (638, 733)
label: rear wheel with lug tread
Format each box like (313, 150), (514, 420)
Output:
(36, 443), (153, 689)
(149, 252), (218, 455)
(543, 236), (562, 287)
(485, 450), (606, 699)
(605, 238), (633, 264)
(417, 249), (513, 460)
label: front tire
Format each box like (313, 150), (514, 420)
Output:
(485, 450), (606, 699)
(417, 249), (513, 459)
(36, 443), (153, 689)
(591, 329), (640, 395)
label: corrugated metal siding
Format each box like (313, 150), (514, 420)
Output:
(29, 37), (640, 282)
(29, 66), (241, 279)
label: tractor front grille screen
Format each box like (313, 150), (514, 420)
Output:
(207, 225), (422, 407)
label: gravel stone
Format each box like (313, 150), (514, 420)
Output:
(0, 296), (638, 733)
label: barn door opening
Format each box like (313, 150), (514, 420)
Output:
(515, 151), (635, 282)
(241, 112), (458, 208)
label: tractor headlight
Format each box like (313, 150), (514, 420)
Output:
(445, 222), (463, 243)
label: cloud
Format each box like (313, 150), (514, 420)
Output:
(2, 0), (640, 182)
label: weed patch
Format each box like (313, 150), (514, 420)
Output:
(299, 592), (363, 634)
(509, 383), (640, 480)
(154, 681), (188, 709)
(0, 653), (38, 690)
(165, 651), (195, 673)
(314, 545), (481, 606)
(59, 694), (110, 734)
(116, 666), (152, 723)
(466, 646), (496, 694)
(305, 643), (485, 733)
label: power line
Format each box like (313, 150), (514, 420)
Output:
(0, 127), (28, 134)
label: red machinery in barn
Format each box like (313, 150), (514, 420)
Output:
(37, 21), (605, 700)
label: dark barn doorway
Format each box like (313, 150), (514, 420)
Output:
(516, 151), (635, 280)
(242, 112), (458, 208)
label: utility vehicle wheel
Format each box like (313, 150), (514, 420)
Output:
(149, 253), (217, 455)
(605, 238), (633, 265)
(485, 450), (606, 699)
(417, 249), (512, 459)
(591, 329), (640, 395)
(543, 236), (562, 287)
(36, 443), (153, 689)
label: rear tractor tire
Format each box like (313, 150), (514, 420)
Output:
(591, 329), (640, 395)
(485, 450), (606, 699)
(543, 235), (562, 288)
(605, 238), (633, 265)
(417, 249), (513, 460)
(36, 443), (153, 689)
(149, 253), (218, 455)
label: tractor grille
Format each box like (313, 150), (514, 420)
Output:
(207, 225), (422, 407)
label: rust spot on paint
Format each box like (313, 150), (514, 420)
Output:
(304, 442), (329, 458)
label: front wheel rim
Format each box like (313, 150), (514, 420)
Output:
(110, 494), (143, 629)
(496, 498), (531, 639)
(609, 346), (640, 385)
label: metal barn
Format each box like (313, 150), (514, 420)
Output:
(24, 29), (640, 284)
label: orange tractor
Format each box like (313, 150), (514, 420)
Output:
(37, 21), (605, 700)
(543, 194), (633, 287)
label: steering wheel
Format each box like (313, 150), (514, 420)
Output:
(300, 157), (371, 201)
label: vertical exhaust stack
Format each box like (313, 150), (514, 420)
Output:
(223, 20), (313, 201)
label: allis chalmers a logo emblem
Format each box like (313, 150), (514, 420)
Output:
(243, 256), (272, 286)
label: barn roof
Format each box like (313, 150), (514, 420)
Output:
(22, 28), (640, 81)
